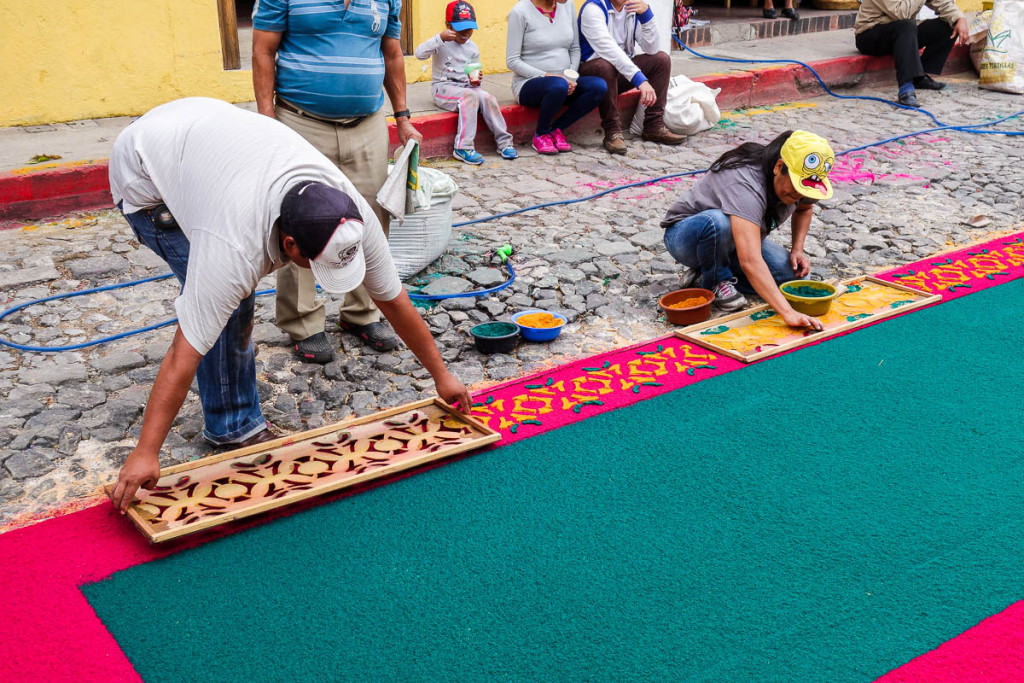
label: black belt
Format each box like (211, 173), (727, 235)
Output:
(275, 98), (367, 127)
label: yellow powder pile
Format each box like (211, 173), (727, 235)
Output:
(517, 312), (563, 328)
(666, 297), (707, 310)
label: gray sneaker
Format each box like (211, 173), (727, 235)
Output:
(679, 266), (700, 289)
(712, 278), (748, 312)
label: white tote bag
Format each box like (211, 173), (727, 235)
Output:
(631, 74), (722, 136)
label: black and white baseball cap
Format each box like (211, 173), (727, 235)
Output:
(280, 182), (366, 294)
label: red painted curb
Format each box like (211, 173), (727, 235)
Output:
(0, 47), (971, 226)
(748, 64), (805, 107)
(701, 70), (757, 107)
(0, 162), (111, 224)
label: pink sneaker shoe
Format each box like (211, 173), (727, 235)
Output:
(532, 133), (558, 155)
(550, 128), (572, 153)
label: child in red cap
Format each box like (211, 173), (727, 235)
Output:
(415, 1), (518, 164)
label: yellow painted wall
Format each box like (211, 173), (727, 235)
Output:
(6, 0), (977, 124)
(0, 0), (513, 124)
(0, 0), (252, 126)
(404, 0), (518, 83)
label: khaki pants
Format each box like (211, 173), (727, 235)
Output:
(274, 105), (390, 340)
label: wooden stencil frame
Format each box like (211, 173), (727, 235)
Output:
(108, 398), (500, 543)
(675, 276), (941, 363)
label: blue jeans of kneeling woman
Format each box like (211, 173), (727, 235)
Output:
(663, 209), (796, 292)
(121, 205), (266, 446)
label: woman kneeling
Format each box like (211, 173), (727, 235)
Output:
(661, 130), (835, 329)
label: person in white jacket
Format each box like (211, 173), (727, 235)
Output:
(577, 0), (685, 155)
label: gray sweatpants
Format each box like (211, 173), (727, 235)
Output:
(431, 82), (514, 152)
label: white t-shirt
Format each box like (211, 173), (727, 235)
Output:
(109, 97), (402, 355)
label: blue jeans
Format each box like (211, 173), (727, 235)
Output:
(518, 75), (608, 136)
(121, 206), (266, 445)
(663, 209), (796, 292)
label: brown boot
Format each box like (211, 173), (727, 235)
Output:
(642, 126), (686, 145)
(603, 132), (627, 155)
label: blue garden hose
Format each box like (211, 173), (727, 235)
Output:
(408, 246), (517, 301)
(2, 43), (1021, 353)
(0, 276), (279, 353)
(675, 40), (1024, 136)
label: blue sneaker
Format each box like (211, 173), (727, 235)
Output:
(453, 148), (484, 165)
(499, 146), (518, 160)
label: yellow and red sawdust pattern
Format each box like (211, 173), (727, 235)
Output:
(1, 232), (1023, 682)
(472, 234), (1024, 445)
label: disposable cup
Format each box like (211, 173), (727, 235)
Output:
(562, 68), (579, 83)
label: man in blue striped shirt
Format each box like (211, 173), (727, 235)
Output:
(253, 0), (422, 361)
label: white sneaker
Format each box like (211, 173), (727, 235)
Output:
(679, 266), (699, 289)
(712, 278), (748, 312)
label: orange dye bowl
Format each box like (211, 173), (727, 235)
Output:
(658, 288), (714, 326)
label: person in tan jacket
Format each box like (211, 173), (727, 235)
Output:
(854, 0), (968, 108)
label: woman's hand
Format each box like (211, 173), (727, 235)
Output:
(434, 370), (473, 414)
(789, 250), (810, 278)
(781, 308), (824, 331)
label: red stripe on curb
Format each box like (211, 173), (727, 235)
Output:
(0, 163), (111, 225)
(0, 47), (971, 226)
(700, 70), (756, 106)
(749, 64), (805, 106)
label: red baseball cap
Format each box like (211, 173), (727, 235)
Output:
(446, 0), (477, 30)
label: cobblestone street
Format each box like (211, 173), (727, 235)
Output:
(1, 77), (1021, 528)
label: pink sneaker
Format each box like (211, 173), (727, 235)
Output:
(532, 133), (558, 155)
(550, 128), (572, 153)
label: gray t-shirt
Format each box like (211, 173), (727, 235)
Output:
(660, 164), (796, 235)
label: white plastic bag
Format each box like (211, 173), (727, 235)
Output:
(630, 74), (722, 136)
(386, 166), (458, 280)
(980, 0), (1024, 94)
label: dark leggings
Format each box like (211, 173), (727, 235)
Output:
(855, 18), (956, 86)
(518, 75), (608, 136)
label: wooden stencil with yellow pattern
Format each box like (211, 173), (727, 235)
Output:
(676, 276), (940, 362)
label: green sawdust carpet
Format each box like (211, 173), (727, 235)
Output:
(84, 280), (1024, 682)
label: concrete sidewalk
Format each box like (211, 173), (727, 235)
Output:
(0, 27), (970, 224)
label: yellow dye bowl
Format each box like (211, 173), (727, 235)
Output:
(511, 309), (567, 342)
(779, 280), (839, 317)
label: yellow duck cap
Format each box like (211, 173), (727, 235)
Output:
(780, 130), (835, 201)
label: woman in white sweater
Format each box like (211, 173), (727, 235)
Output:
(506, 0), (607, 154)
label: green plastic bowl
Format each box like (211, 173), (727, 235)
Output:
(470, 322), (520, 354)
(779, 280), (838, 317)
